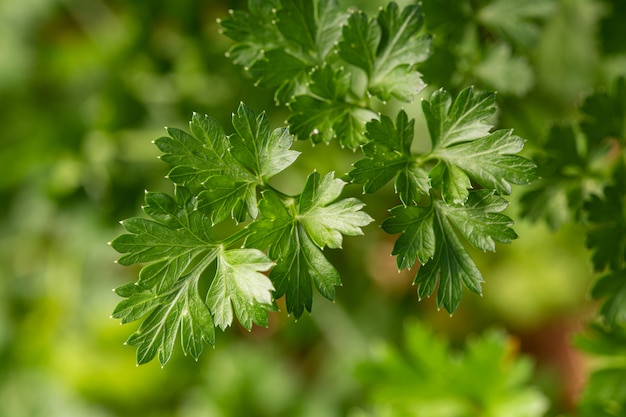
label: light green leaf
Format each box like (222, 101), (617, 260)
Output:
(478, 0), (557, 47)
(207, 248), (275, 331)
(111, 188), (219, 365)
(298, 172), (373, 249)
(474, 43), (534, 96)
(125, 278), (215, 365)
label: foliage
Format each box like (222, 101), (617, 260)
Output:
(111, 0), (537, 365)
(2, 0), (626, 416)
(355, 321), (548, 417)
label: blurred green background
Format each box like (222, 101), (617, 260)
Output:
(1, 0), (624, 415)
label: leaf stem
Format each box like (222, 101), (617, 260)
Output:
(221, 228), (252, 247)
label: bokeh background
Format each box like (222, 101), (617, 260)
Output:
(1, 0), (624, 415)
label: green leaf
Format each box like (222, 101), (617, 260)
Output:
(275, 0), (318, 53)
(222, 0), (346, 105)
(438, 191), (517, 253)
(350, 110), (430, 204)
(370, 2), (431, 101)
(474, 43), (534, 96)
(357, 321), (548, 417)
(519, 124), (587, 230)
(207, 248), (275, 331)
(581, 76), (626, 143)
(591, 269), (626, 329)
(423, 86), (497, 149)
(110, 189), (218, 365)
(155, 104), (299, 223)
(197, 176), (257, 224)
(288, 64), (374, 148)
(250, 49), (311, 103)
(246, 191), (340, 318)
(477, 0), (557, 47)
(383, 192), (514, 314)
(429, 160), (471, 205)
(246, 172), (372, 317)
(124, 278), (215, 366)
(338, 2), (431, 101)
(337, 11), (380, 76)
(431, 129), (537, 196)
(111, 190), (215, 271)
(586, 183), (626, 272)
(298, 171), (373, 249)
(382, 204), (435, 269)
(155, 115), (231, 188)
(219, 0), (282, 68)
(230, 103), (300, 181)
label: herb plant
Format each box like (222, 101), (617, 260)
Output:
(108, 0), (626, 415)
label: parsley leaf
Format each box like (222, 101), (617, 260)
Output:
(221, 0), (345, 104)
(477, 0), (557, 47)
(591, 269), (626, 329)
(110, 188), (218, 365)
(246, 172), (373, 317)
(288, 64), (375, 148)
(423, 86), (497, 149)
(338, 2), (432, 101)
(350, 110), (430, 205)
(430, 129), (537, 199)
(155, 103), (299, 223)
(111, 185), (277, 365)
(350, 87), (533, 313)
(424, 87), (536, 204)
(383, 191), (515, 313)
(218, 0), (282, 68)
(229, 103), (300, 182)
(208, 247), (276, 331)
(357, 321), (548, 416)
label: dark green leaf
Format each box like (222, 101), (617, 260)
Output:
(230, 103), (300, 181)
(431, 129), (537, 196)
(288, 64), (373, 148)
(423, 86), (497, 149)
(338, 2), (431, 101)
(382, 204), (435, 269)
(350, 110), (430, 204)
(246, 173), (371, 317)
(415, 203), (484, 313)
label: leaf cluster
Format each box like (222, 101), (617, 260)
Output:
(111, 104), (372, 365)
(420, 0), (557, 96)
(521, 76), (626, 415)
(111, 0), (537, 365)
(356, 321), (548, 417)
(521, 77), (626, 330)
(220, 0), (432, 148)
(351, 87), (536, 313)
